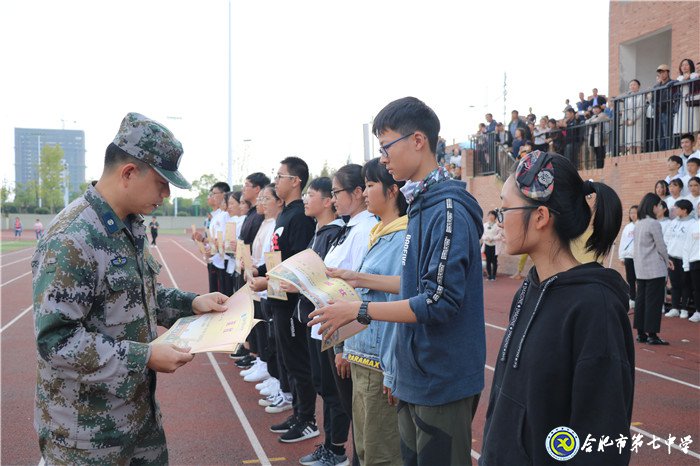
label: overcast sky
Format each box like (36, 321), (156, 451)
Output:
(1, 0), (609, 198)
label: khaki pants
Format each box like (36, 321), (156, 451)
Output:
(39, 420), (167, 466)
(351, 364), (402, 466)
(397, 394), (480, 466)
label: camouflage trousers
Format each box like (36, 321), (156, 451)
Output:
(39, 419), (167, 466)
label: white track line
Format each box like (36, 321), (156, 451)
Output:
(154, 243), (271, 466)
(1, 247), (35, 258)
(1, 255), (33, 268)
(169, 239), (207, 266)
(166, 239), (700, 463)
(0, 305), (32, 333)
(483, 362), (700, 459)
(485, 319), (699, 390)
(1, 270), (32, 288)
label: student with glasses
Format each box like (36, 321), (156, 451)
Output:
(249, 158), (318, 443)
(311, 97), (485, 466)
(292, 177), (348, 466)
(320, 163), (379, 466)
(230, 172), (270, 368)
(481, 151), (633, 465)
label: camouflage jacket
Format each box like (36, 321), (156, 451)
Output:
(31, 184), (197, 448)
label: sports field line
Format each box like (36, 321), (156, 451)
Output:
(1, 255), (33, 268)
(485, 320), (699, 390)
(1, 246), (35, 258)
(1, 270), (32, 288)
(0, 305), (32, 334)
(154, 244), (272, 466)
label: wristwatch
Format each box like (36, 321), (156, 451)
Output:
(357, 301), (372, 325)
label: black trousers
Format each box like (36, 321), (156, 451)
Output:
(327, 349), (359, 465)
(624, 258), (637, 301)
(307, 330), (351, 446)
(150, 229), (158, 245)
(271, 298), (316, 422)
(690, 265), (700, 312)
(207, 263), (219, 293)
(484, 245), (497, 279)
(594, 145), (605, 169)
(669, 257), (693, 309)
(260, 298), (288, 393)
(635, 277), (666, 334)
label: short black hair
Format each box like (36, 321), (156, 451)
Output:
(210, 181), (231, 193)
(687, 158), (700, 166)
(655, 180), (670, 196)
(246, 172), (271, 189)
(630, 79), (641, 86)
(681, 133), (696, 143)
(308, 177), (333, 198)
(362, 157), (407, 216)
(637, 193), (661, 220)
(334, 164), (364, 192)
(280, 156), (310, 190)
(372, 97), (441, 154)
(104, 142), (150, 171)
(675, 199), (693, 214)
(668, 155), (683, 166)
(669, 178), (684, 189)
(263, 183), (281, 201)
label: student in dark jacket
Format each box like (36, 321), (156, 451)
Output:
(480, 151), (633, 466)
(293, 177), (350, 465)
(249, 158), (317, 443)
(311, 97), (486, 466)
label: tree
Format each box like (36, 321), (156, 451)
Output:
(319, 160), (334, 179)
(69, 182), (91, 202)
(1, 182), (12, 206)
(14, 181), (39, 211)
(38, 144), (65, 213)
(191, 174), (220, 211)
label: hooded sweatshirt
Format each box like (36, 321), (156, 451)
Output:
(480, 263), (634, 466)
(394, 178), (486, 406)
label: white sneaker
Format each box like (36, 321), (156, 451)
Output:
(240, 358), (261, 377)
(688, 311), (700, 323)
(665, 308), (680, 317)
(260, 379), (280, 397)
(680, 309), (689, 319)
(265, 392), (293, 414)
(244, 363), (270, 383)
(258, 393), (277, 407)
(629, 299), (635, 309)
(256, 377), (277, 391)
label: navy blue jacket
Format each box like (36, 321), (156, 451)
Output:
(394, 179), (486, 406)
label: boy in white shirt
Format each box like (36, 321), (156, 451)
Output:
(664, 199), (695, 319)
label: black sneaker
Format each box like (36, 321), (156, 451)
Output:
(236, 355), (254, 369)
(279, 419), (319, 443)
(229, 345), (250, 360)
(270, 414), (297, 434)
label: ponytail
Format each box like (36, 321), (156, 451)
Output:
(585, 181), (623, 260)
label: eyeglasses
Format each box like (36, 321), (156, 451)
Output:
(257, 196), (271, 202)
(208, 191), (223, 197)
(331, 188), (351, 199)
(495, 206), (559, 223)
(275, 174), (297, 181)
(379, 133), (413, 158)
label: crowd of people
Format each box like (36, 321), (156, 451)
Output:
(465, 58), (700, 172)
(32, 98), (696, 466)
(191, 98), (638, 465)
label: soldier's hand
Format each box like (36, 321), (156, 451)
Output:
(147, 344), (195, 373)
(192, 292), (228, 315)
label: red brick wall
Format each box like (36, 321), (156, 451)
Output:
(609, 1), (700, 96)
(465, 150), (674, 277)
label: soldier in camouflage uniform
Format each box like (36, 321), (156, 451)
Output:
(32, 113), (228, 465)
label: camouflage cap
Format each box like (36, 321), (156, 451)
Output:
(113, 113), (191, 189)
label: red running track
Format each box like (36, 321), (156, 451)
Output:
(1, 235), (698, 465)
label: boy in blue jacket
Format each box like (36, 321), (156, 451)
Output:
(310, 97), (486, 466)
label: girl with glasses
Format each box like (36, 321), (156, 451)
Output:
(480, 151), (633, 465)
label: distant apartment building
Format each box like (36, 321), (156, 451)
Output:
(14, 128), (86, 196)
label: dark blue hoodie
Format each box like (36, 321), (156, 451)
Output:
(394, 178), (486, 406)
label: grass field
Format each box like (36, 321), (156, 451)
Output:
(0, 240), (36, 253)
